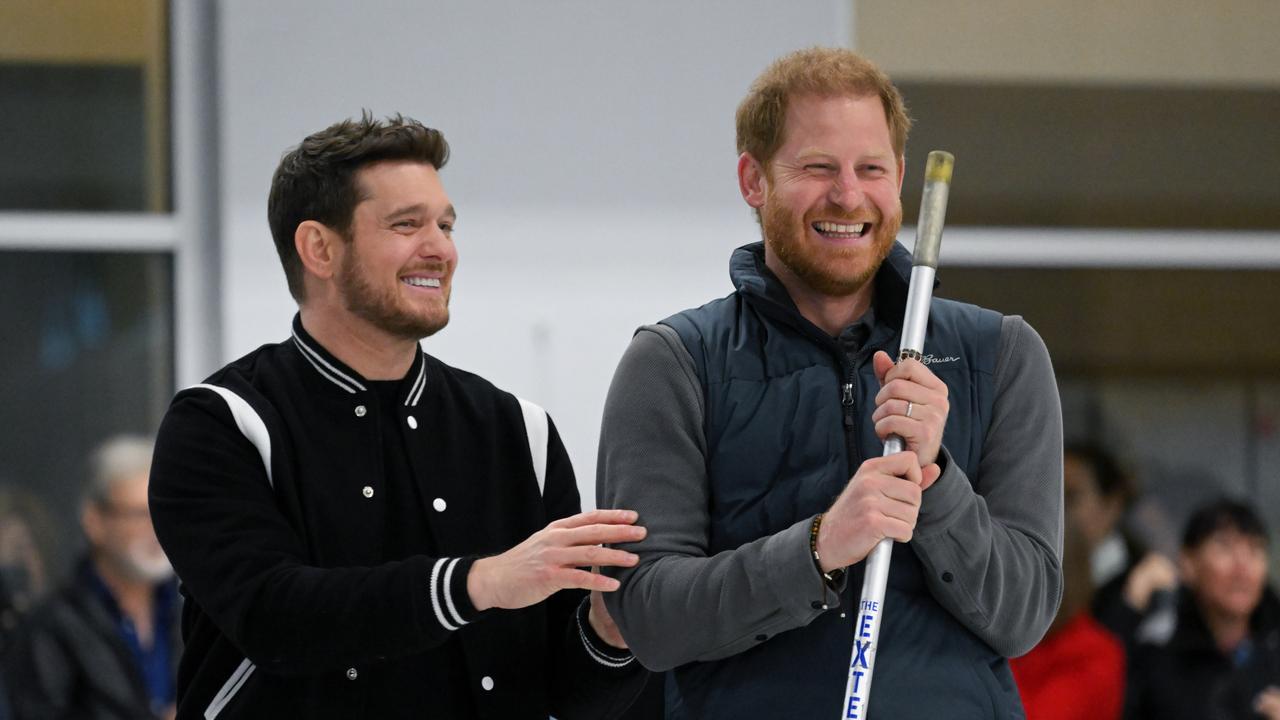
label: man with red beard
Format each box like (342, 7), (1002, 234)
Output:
(597, 48), (1064, 719)
(147, 114), (647, 719)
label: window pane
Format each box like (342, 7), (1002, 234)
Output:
(941, 267), (1280, 374)
(0, 1), (170, 212)
(0, 250), (173, 585)
(940, 266), (1280, 579)
(898, 82), (1279, 230)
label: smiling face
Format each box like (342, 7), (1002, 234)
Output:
(746, 93), (903, 298)
(1182, 528), (1269, 625)
(335, 160), (458, 341)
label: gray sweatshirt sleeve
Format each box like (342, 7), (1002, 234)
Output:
(596, 325), (842, 672)
(911, 315), (1064, 657)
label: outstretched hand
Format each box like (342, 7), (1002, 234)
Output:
(871, 351), (950, 466)
(467, 509), (645, 612)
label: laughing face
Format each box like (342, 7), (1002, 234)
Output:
(749, 94), (903, 297)
(336, 160), (458, 341)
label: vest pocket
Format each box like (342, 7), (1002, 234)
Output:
(970, 657), (1025, 720)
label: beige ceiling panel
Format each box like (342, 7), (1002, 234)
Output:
(854, 0), (1279, 86)
(0, 0), (161, 65)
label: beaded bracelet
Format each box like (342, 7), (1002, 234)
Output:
(809, 513), (845, 597)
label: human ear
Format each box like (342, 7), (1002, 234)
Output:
(738, 153), (767, 209)
(294, 220), (340, 281)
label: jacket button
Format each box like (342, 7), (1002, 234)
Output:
(354, 405), (367, 417)
(481, 676), (495, 691)
(362, 486), (374, 499)
(433, 497), (447, 512)
(346, 667), (358, 680)
(811, 601), (827, 610)
(941, 571), (954, 583)
(407, 415), (418, 429)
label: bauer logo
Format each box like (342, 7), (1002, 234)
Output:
(921, 354), (960, 365)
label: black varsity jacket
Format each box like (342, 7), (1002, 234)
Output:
(149, 315), (644, 719)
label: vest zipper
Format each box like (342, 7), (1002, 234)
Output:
(841, 361), (861, 477)
(830, 330), (878, 476)
(841, 346), (879, 476)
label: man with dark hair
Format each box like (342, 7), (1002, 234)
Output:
(150, 113), (646, 719)
(1126, 498), (1280, 720)
(598, 47), (1063, 718)
(4, 436), (180, 720)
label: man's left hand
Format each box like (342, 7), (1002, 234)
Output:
(871, 351), (949, 466)
(588, 583), (628, 649)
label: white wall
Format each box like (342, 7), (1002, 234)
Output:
(217, 0), (849, 506)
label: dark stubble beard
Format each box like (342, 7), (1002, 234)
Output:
(337, 245), (450, 340)
(761, 187), (900, 297)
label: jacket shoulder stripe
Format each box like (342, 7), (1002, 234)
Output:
(204, 657), (255, 719)
(190, 383), (274, 488)
(516, 397), (548, 496)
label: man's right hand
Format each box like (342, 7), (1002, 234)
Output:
(467, 509), (645, 612)
(1255, 687), (1280, 720)
(1122, 552), (1179, 612)
(814, 451), (940, 573)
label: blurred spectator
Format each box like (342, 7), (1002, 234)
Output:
(1012, 520), (1125, 720)
(2, 436), (180, 720)
(1064, 444), (1178, 646)
(0, 486), (52, 720)
(0, 485), (52, 653)
(1125, 498), (1280, 720)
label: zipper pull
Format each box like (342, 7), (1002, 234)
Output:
(842, 383), (855, 427)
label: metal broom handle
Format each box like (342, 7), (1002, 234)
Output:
(840, 150), (954, 719)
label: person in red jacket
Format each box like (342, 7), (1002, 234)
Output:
(1012, 520), (1125, 720)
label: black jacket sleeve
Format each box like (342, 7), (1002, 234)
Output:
(150, 388), (481, 676)
(539, 417), (648, 720)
